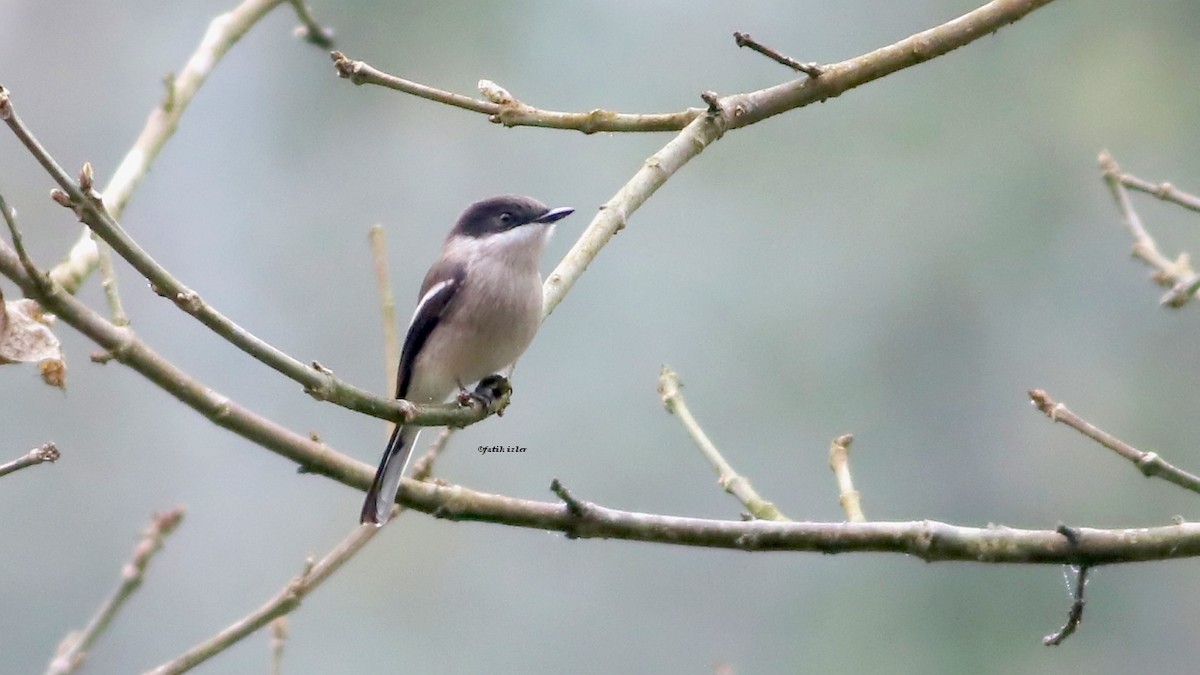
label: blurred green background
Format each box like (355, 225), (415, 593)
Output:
(4, 1), (1200, 673)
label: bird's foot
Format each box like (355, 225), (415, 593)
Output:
(457, 375), (512, 415)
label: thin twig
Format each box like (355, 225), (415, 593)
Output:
(550, 478), (587, 518)
(78, 163), (128, 326)
(1118, 172), (1200, 214)
(828, 434), (865, 522)
(90, 229), (127, 325)
(0, 442), (60, 478)
(146, 517), (389, 675)
(1043, 565), (1088, 645)
(0, 184), (49, 296)
(331, 52), (697, 134)
(1029, 389), (1200, 494)
(49, 0), (308, 293)
(367, 224), (399, 406)
(287, 0), (334, 48)
(47, 508), (185, 675)
(658, 365), (789, 521)
(1099, 151), (1197, 306)
(732, 32), (823, 77)
(268, 617), (288, 675)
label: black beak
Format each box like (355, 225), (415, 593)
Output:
(534, 207), (574, 224)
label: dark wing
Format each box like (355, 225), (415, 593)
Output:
(395, 261), (467, 399)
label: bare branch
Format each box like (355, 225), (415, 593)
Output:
(732, 32), (823, 77)
(658, 366), (788, 521)
(367, 224), (399, 404)
(1099, 151), (1197, 306)
(287, 0), (334, 48)
(267, 617), (287, 675)
(1043, 525), (1089, 646)
(47, 508), (185, 675)
(0, 184), (49, 295)
(330, 51), (696, 134)
(1043, 560), (1089, 645)
(90, 228), (127, 326)
(334, 0), (1054, 136)
(828, 434), (865, 522)
(1118, 172), (1200, 214)
(1029, 389), (1200, 495)
(0, 442), (59, 478)
(49, 0), (309, 293)
(77, 162), (129, 326)
(541, 0), (1056, 319)
(146, 519), (384, 675)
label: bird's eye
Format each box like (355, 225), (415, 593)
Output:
(498, 212), (513, 225)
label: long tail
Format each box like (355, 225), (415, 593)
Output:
(360, 425), (423, 525)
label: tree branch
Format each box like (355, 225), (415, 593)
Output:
(287, 0), (333, 48)
(6, 234), (1196, 563)
(1029, 389), (1200, 495)
(47, 508), (185, 675)
(732, 32), (823, 77)
(1043, 562), (1088, 646)
(1099, 151), (1200, 307)
(267, 617), (287, 675)
(334, 0), (1054, 135)
(330, 52), (698, 133)
(1116, 169), (1200, 214)
(540, 0), (1057, 319)
(48, 0), (319, 293)
(145, 518), (384, 675)
(367, 223), (399, 405)
(828, 434), (865, 522)
(3, 236), (1199, 563)
(658, 365), (788, 521)
(0, 442), (59, 478)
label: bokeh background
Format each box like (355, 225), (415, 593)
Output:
(4, 1), (1200, 673)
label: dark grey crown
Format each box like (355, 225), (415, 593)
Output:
(450, 195), (573, 238)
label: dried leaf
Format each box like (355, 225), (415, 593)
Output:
(0, 289), (67, 388)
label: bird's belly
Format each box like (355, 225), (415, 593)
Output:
(407, 291), (539, 403)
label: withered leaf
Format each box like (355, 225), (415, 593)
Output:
(0, 288), (67, 389)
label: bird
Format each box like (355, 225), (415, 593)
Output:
(360, 195), (574, 525)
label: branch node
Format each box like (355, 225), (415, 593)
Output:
(550, 478), (585, 519)
(478, 79), (513, 105)
(161, 72), (177, 113)
(732, 31), (823, 77)
(287, 0), (335, 48)
(330, 51), (366, 84)
(828, 433), (865, 522)
(0, 442), (61, 478)
(79, 162), (94, 191)
(173, 289), (202, 313)
(1135, 451), (1160, 477)
(50, 188), (73, 209)
(1055, 523), (1081, 549)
